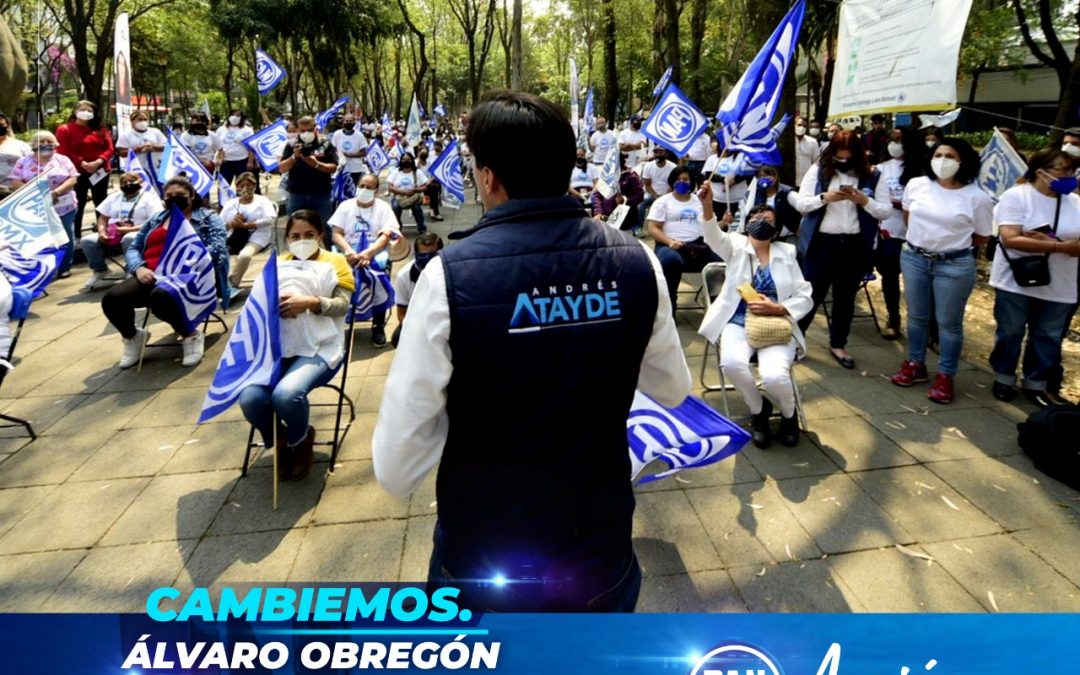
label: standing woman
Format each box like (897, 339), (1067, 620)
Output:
(116, 109), (166, 176)
(794, 131), (892, 369)
(9, 132), (79, 277)
(874, 126), (925, 339)
(181, 113), (222, 175)
(889, 138), (992, 403)
(987, 149), (1080, 406)
(0, 113), (31, 197)
(56, 100), (114, 239)
(215, 110), (256, 185)
(239, 210), (355, 481)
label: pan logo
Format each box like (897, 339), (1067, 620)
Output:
(690, 642), (784, 675)
(655, 99), (699, 147)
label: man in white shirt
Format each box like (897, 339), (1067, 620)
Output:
(589, 117), (617, 167)
(639, 146), (676, 227)
(390, 232), (443, 347)
(684, 131), (711, 185)
(333, 114), (368, 184)
(372, 91), (691, 612)
(794, 115), (821, 185)
(618, 114), (647, 170)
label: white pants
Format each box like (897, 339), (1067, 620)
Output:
(229, 242), (265, 287)
(719, 322), (797, 418)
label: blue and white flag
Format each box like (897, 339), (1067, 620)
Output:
(569, 57), (580, 137)
(599, 141), (621, 191)
(0, 178), (66, 255)
(155, 206), (217, 336)
(124, 149), (157, 194)
(652, 65), (673, 98)
(242, 119), (289, 172)
(434, 103), (447, 117)
(627, 392), (751, 484)
(216, 172), (237, 203)
(198, 99), (212, 120)
(160, 128), (214, 198)
(198, 251), (281, 424)
(406, 94), (423, 147)
(332, 170), (356, 203)
(642, 83), (709, 158)
(0, 244), (65, 298)
(365, 138), (391, 174)
(254, 48), (286, 95)
(429, 138), (466, 204)
(315, 95), (350, 132)
(416, 99), (426, 120)
(584, 88), (596, 134)
(715, 0), (805, 165)
(978, 128), (1027, 203)
(349, 261), (395, 324)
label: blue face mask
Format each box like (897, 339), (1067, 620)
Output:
(1050, 175), (1079, 196)
(673, 180), (692, 195)
(758, 177), (775, 191)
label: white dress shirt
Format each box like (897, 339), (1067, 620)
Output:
(372, 244), (692, 499)
(795, 164), (892, 233)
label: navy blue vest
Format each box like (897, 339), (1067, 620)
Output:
(754, 184), (800, 236)
(797, 168), (881, 262)
(437, 195), (657, 603)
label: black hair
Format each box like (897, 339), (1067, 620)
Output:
(895, 125), (926, 186)
(285, 209), (325, 237)
(870, 114), (885, 124)
(163, 175), (204, 209)
(747, 204), (777, 220)
(466, 91), (576, 199)
(667, 166), (693, 190)
(414, 232), (444, 251)
(69, 100), (102, 130)
(757, 165), (779, 177)
(1022, 148), (1074, 182)
(1064, 127), (1080, 140)
(926, 137), (981, 185)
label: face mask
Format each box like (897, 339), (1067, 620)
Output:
(598, 125), (607, 132)
(121, 183), (141, 196)
(1042, 171), (1080, 195)
(632, 122), (642, 130)
(827, 131), (836, 140)
(356, 188), (375, 203)
(833, 158), (852, 173)
(655, 155), (666, 165)
(808, 128), (821, 138)
(576, 158), (587, 168)
(36, 145), (54, 157)
(931, 157), (960, 180)
(344, 123), (355, 131)
(414, 251), (436, 271)
(190, 124), (208, 135)
(887, 142), (904, 159)
(133, 121), (148, 132)
(287, 133), (299, 142)
(673, 180), (692, 195)
(228, 115), (241, 126)
(746, 218), (777, 241)
(75, 110), (94, 121)
(299, 131), (316, 144)
(925, 140), (937, 149)
(289, 239), (319, 260)
(795, 125), (807, 136)
(237, 186), (255, 199)
(1062, 143), (1080, 159)
(401, 162), (415, 171)
(758, 177), (776, 191)
(164, 195), (190, 212)
(0, 126), (7, 136)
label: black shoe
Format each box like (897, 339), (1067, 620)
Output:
(778, 414), (800, 447)
(1025, 389), (1071, 408)
(881, 321), (900, 341)
(992, 382), (1016, 402)
(372, 325), (387, 348)
(830, 348), (856, 369)
(751, 399), (773, 449)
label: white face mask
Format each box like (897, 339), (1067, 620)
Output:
(887, 141), (904, 159)
(228, 115), (242, 126)
(287, 133), (299, 142)
(931, 157), (960, 180)
(356, 188), (376, 204)
(75, 110), (94, 121)
(925, 140), (937, 149)
(299, 131), (316, 144)
(808, 128), (821, 138)
(1062, 143), (1080, 159)
(134, 121), (148, 132)
(795, 125), (807, 136)
(289, 239), (319, 260)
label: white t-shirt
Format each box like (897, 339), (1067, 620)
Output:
(589, 130), (617, 164)
(216, 125), (254, 162)
(990, 183), (1080, 304)
(570, 163), (600, 190)
(902, 176), (993, 252)
(328, 198), (400, 249)
(220, 194), (278, 248)
(795, 135), (821, 186)
(181, 132), (222, 163)
(876, 158), (908, 239)
(394, 262), (418, 307)
(95, 190), (163, 227)
(117, 127), (167, 173)
(387, 167), (429, 193)
(0, 137), (31, 184)
(685, 133), (711, 162)
(618, 128), (647, 169)
(333, 129), (368, 174)
(642, 160), (676, 197)
(647, 193), (705, 243)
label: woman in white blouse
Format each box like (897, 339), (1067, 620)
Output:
(223, 172), (278, 288)
(239, 210), (355, 481)
(889, 138), (992, 404)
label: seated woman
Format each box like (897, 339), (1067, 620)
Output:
(81, 172), (163, 291)
(101, 175), (228, 369)
(223, 172), (278, 289)
(698, 189), (814, 449)
(239, 210), (355, 481)
(646, 165), (723, 309)
(591, 151), (645, 231)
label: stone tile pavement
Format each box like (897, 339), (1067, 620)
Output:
(0, 198), (1078, 614)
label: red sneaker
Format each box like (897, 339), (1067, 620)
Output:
(890, 360), (929, 387)
(928, 373), (954, 404)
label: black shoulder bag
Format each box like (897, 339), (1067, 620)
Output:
(997, 195), (1061, 288)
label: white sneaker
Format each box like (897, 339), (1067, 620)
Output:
(119, 329), (150, 369)
(82, 271), (107, 291)
(181, 330), (205, 367)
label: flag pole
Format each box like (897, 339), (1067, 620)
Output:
(272, 411), (279, 510)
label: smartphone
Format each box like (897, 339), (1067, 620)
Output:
(1033, 224), (1054, 235)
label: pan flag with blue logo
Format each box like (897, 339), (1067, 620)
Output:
(315, 96), (350, 132)
(160, 128), (214, 198)
(365, 138), (391, 174)
(434, 103), (447, 117)
(242, 119), (290, 173)
(642, 83), (710, 157)
(348, 234), (395, 323)
(627, 392), (751, 484)
(254, 48), (286, 96)
(429, 139), (466, 205)
(715, 0), (805, 165)
(652, 65), (673, 98)
(215, 173), (237, 203)
(333, 170), (357, 203)
(198, 251), (281, 424)
(155, 206), (217, 336)
(0, 243), (65, 299)
(977, 128), (1027, 203)
(0, 178), (68, 256)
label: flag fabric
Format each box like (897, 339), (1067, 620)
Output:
(977, 128), (1027, 203)
(160, 128), (214, 198)
(242, 119), (290, 173)
(198, 251), (281, 424)
(254, 48), (286, 95)
(584, 88), (596, 134)
(652, 65), (673, 98)
(597, 141), (621, 198)
(918, 109), (962, 130)
(428, 139), (466, 205)
(315, 95), (350, 132)
(642, 83), (710, 158)
(406, 94), (423, 147)
(417, 99), (426, 120)
(434, 103), (447, 117)
(715, 0), (805, 165)
(0, 243), (65, 298)
(365, 138), (391, 174)
(216, 172), (237, 203)
(124, 149), (157, 194)
(154, 206), (217, 336)
(569, 57), (580, 137)
(332, 170), (357, 203)
(199, 99), (212, 120)
(348, 235), (395, 323)
(627, 392), (751, 484)
(0, 178), (66, 255)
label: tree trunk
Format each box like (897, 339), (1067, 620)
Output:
(663, 0), (680, 89)
(394, 37), (403, 117)
(818, 30), (837, 123)
(601, 0), (619, 120)
(224, 41), (235, 111)
(511, 0), (523, 89)
(688, 0), (706, 102)
(652, 0), (664, 85)
(1051, 39), (1080, 143)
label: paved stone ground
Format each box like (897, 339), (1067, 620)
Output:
(1, 194), (1078, 614)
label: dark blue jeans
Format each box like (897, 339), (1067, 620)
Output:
(391, 197), (426, 233)
(989, 288), (1075, 391)
(286, 192), (334, 245)
(654, 240), (722, 309)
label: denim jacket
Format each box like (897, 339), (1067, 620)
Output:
(126, 207), (230, 298)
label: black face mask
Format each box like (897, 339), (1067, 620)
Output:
(833, 158), (852, 173)
(575, 158), (587, 168)
(401, 162), (415, 171)
(410, 251), (437, 281)
(344, 124), (355, 131)
(121, 183), (141, 196)
(0, 126), (7, 137)
(165, 195), (190, 211)
(746, 218), (777, 241)
(631, 122), (642, 130)
(190, 124), (208, 135)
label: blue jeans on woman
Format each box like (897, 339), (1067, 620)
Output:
(58, 210), (76, 274)
(240, 355), (336, 447)
(900, 247), (976, 376)
(391, 197), (426, 233)
(989, 288), (1075, 391)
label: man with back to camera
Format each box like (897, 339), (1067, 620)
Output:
(372, 91), (692, 612)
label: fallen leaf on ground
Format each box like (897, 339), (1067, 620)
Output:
(952, 543), (974, 554)
(987, 590), (999, 612)
(748, 503), (765, 510)
(916, 482), (936, 490)
(792, 462), (810, 468)
(895, 544), (935, 562)
(992, 484), (1008, 492)
(941, 495), (961, 511)
(786, 544), (795, 560)
(756, 567), (766, 577)
(675, 476), (692, 484)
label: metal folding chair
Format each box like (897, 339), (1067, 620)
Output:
(0, 288), (37, 440)
(822, 272), (882, 335)
(137, 308), (229, 372)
